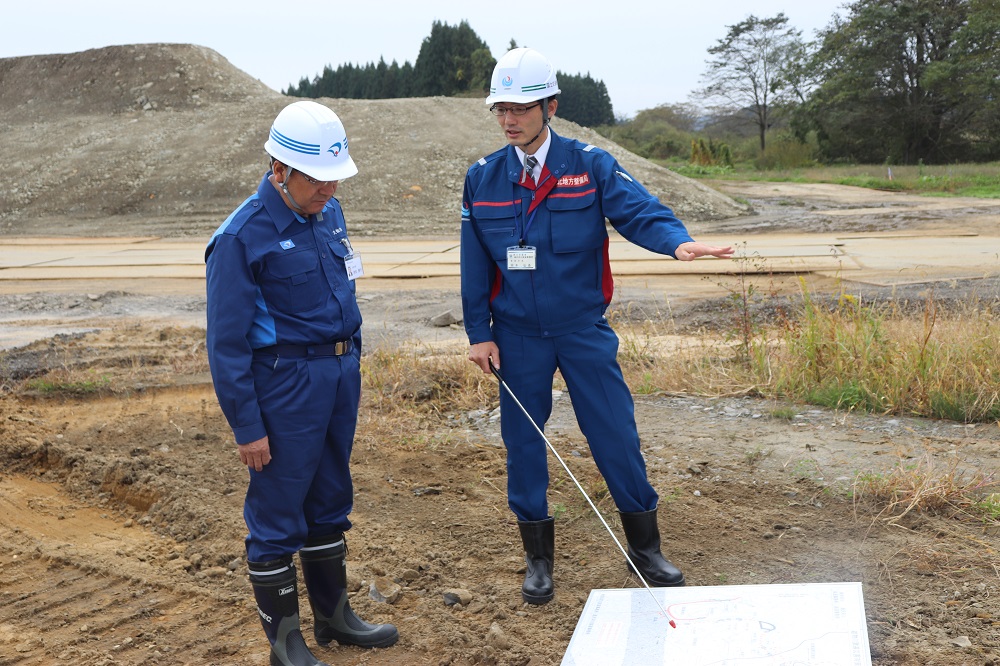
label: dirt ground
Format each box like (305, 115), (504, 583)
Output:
(1, 180), (999, 666)
(2, 43), (1000, 666)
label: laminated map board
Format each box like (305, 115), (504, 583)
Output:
(562, 582), (871, 666)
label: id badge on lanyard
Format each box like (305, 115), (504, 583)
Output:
(507, 245), (536, 270)
(341, 238), (364, 280)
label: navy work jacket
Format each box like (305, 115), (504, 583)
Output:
(461, 129), (695, 343)
(205, 173), (362, 444)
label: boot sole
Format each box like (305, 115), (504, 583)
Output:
(316, 629), (400, 649)
(628, 565), (685, 587)
(522, 591), (554, 605)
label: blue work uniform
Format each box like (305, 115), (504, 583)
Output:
(461, 129), (695, 522)
(206, 173), (363, 562)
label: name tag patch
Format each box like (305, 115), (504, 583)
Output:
(557, 173), (590, 187)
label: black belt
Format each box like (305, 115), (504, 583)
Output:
(254, 340), (353, 358)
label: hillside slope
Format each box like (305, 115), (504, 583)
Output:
(0, 43), (748, 238)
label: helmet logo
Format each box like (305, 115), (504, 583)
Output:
(328, 142), (343, 157)
(502, 75), (513, 87)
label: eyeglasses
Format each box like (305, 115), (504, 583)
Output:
(296, 170), (336, 187)
(489, 103), (541, 117)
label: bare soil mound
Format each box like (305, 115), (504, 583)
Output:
(0, 43), (275, 115)
(0, 44), (747, 239)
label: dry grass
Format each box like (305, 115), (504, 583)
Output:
(11, 324), (210, 396)
(759, 290), (1000, 422)
(610, 281), (1000, 423)
(355, 345), (499, 453)
(354, 331), (997, 528)
(852, 454), (1000, 524)
(361, 345), (497, 414)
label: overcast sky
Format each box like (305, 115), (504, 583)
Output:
(5, 1), (847, 118)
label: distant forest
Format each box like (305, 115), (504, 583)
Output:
(287, 2), (1000, 166)
(284, 21), (615, 128)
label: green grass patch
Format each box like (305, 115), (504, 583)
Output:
(973, 494), (1000, 521)
(669, 161), (1000, 198)
(769, 406), (797, 420)
(26, 374), (111, 395)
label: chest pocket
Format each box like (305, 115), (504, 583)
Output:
(263, 248), (327, 313)
(472, 202), (518, 262)
(548, 188), (606, 253)
(327, 237), (357, 295)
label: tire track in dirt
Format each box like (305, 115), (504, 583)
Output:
(0, 476), (257, 665)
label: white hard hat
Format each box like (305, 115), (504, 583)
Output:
(485, 47), (561, 105)
(264, 100), (358, 181)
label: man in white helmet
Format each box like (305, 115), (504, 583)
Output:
(461, 48), (733, 605)
(206, 100), (398, 666)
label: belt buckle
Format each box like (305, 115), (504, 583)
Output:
(334, 340), (348, 355)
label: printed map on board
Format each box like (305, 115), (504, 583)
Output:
(563, 582), (871, 666)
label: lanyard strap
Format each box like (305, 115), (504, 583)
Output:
(516, 204), (538, 247)
(515, 168), (557, 245)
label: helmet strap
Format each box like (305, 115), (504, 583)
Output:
(277, 165), (306, 213)
(521, 98), (551, 152)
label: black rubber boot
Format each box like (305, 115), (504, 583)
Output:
(517, 518), (555, 604)
(248, 558), (329, 666)
(299, 534), (399, 649)
(619, 509), (685, 587)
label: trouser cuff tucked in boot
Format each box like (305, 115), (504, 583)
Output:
(248, 557), (329, 666)
(299, 533), (399, 649)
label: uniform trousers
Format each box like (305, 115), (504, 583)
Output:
(244, 351), (360, 561)
(494, 319), (659, 521)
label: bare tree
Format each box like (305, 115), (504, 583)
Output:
(696, 13), (806, 153)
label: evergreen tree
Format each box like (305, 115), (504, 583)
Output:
(286, 20), (495, 100)
(413, 20), (494, 96)
(282, 20), (624, 129)
(557, 72), (614, 127)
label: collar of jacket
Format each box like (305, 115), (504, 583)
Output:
(258, 171), (321, 235)
(504, 129), (569, 184)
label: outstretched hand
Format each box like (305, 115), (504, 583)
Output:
(675, 241), (735, 262)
